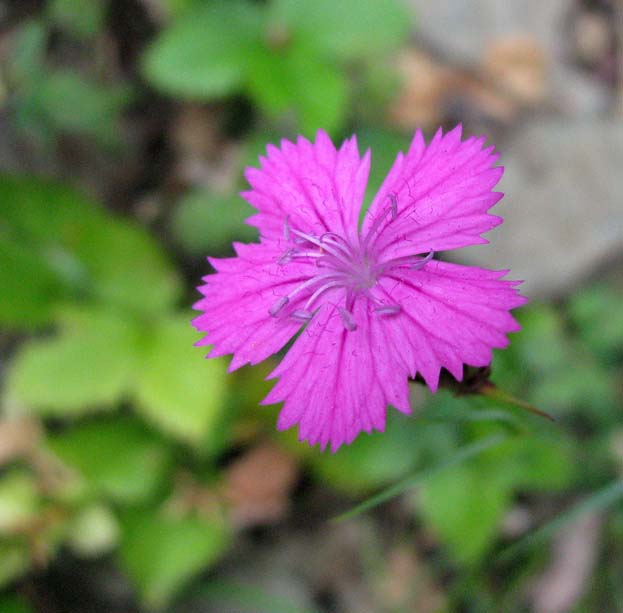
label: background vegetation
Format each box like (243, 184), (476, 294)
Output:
(0, 1), (621, 611)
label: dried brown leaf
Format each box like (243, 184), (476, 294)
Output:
(0, 416), (42, 466)
(482, 35), (547, 105)
(222, 442), (299, 528)
(388, 50), (453, 130)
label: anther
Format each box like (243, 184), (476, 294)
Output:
(291, 309), (313, 322)
(411, 249), (434, 270)
(283, 215), (291, 241)
(269, 296), (289, 317)
(339, 307), (357, 331)
(388, 193), (398, 219)
(361, 201), (396, 249)
(374, 304), (401, 316)
(277, 248), (294, 265)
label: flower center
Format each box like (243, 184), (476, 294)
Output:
(269, 196), (433, 331)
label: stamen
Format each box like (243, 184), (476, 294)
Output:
(320, 232), (348, 244)
(273, 214), (423, 333)
(374, 304), (401, 316)
(304, 279), (345, 310)
(388, 193), (398, 219)
(316, 255), (340, 268)
(291, 309), (313, 322)
(269, 296), (289, 317)
(361, 195), (399, 251)
(339, 307), (357, 331)
(321, 239), (354, 261)
(377, 249), (434, 274)
(283, 215), (291, 241)
(362, 207), (390, 248)
(269, 273), (345, 318)
(315, 255), (360, 278)
(278, 248), (295, 264)
(290, 251), (324, 259)
(320, 232), (356, 257)
(411, 249), (434, 270)
(290, 228), (353, 265)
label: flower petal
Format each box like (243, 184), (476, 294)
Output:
(363, 125), (504, 259)
(193, 241), (317, 371)
(242, 130), (370, 243)
(262, 301), (411, 452)
(375, 259), (527, 391)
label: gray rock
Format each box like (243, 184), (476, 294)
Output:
(549, 66), (612, 117)
(412, 0), (612, 117)
(456, 120), (623, 298)
(412, 0), (568, 63)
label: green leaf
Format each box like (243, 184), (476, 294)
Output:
(66, 504), (120, 557)
(569, 285), (623, 358)
(0, 595), (34, 613)
(0, 176), (94, 328)
(6, 20), (47, 86)
(333, 433), (507, 521)
(0, 175), (101, 246)
(48, 0), (107, 38)
(159, 0), (205, 18)
(31, 71), (130, 146)
(48, 416), (171, 504)
(133, 316), (228, 445)
(0, 175), (182, 317)
(311, 413), (451, 495)
(419, 465), (511, 564)
(75, 218), (182, 315)
(119, 508), (229, 609)
(514, 305), (569, 374)
(531, 360), (618, 418)
(246, 41), (349, 135)
(171, 190), (257, 255)
(142, 1), (262, 98)
(6, 308), (138, 415)
(0, 544), (30, 589)
(0, 470), (40, 532)
(493, 435), (574, 492)
(0, 237), (64, 328)
(273, 0), (411, 61)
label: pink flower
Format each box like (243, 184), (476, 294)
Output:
(193, 126), (527, 451)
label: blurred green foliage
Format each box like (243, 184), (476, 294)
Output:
(48, 0), (107, 38)
(143, 0), (411, 134)
(119, 507), (229, 609)
(0, 175), (234, 606)
(6, 20), (130, 148)
(172, 189), (258, 255)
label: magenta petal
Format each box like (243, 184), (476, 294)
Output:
(242, 130), (370, 243)
(262, 302), (411, 452)
(193, 241), (317, 371)
(375, 259), (527, 391)
(195, 126), (528, 452)
(363, 125), (504, 258)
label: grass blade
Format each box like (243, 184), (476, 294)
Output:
(498, 479), (623, 562)
(332, 433), (507, 522)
